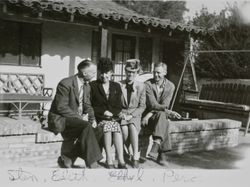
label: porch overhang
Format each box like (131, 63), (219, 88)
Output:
(0, 0), (213, 37)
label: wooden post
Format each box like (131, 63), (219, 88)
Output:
(152, 37), (160, 71)
(3, 3), (7, 13)
(99, 27), (108, 58)
(70, 14), (74, 22)
(135, 36), (139, 59)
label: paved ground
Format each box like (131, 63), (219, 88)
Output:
(161, 132), (250, 169)
(71, 130), (250, 169)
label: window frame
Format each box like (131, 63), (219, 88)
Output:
(111, 34), (136, 81)
(111, 34), (136, 62)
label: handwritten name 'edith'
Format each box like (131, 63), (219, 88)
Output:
(51, 169), (88, 181)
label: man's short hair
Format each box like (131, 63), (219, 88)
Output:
(77, 58), (92, 72)
(154, 62), (167, 72)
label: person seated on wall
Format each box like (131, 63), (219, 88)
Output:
(142, 62), (181, 166)
(89, 57), (127, 169)
(48, 59), (103, 168)
(119, 59), (146, 168)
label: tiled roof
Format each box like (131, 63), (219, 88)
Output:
(4, 0), (213, 36)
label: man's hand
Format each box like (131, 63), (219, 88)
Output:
(82, 113), (89, 121)
(165, 109), (181, 119)
(142, 112), (153, 126)
(104, 110), (113, 117)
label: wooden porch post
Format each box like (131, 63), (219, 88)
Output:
(152, 37), (160, 71)
(99, 27), (108, 58)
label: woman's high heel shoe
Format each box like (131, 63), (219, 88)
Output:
(106, 162), (115, 169)
(117, 163), (127, 169)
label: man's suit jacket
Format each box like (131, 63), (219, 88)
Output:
(48, 75), (94, 134)
(144, 78), (175, 113)
(119, 80), (146, 130)
(89, 80), (122, 122)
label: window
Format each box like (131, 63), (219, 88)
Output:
(0, 19), (41, 67)
(112, 34), (135, 81)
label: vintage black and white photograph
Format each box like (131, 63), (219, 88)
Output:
(0, 0), (250, 185)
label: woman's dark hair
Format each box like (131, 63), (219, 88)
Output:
(97, 57), (114, 73)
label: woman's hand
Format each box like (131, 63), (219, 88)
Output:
(118, 113), (133, 121)
(124, 114), (133, 121)
(118, 113), (126, 120)
(104, 110), (113, 117)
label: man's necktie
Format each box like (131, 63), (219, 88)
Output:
(126, 83), (134, 106)
(78, 84), (84, 115)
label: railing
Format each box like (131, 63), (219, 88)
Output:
(0, 72), (45, 95)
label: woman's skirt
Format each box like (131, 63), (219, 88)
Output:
(98, 120), (121, 133)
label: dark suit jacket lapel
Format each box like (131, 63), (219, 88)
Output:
(97, 80), (107, 101)
(73, 76), (79, 104)
(108, 82), (116, 102)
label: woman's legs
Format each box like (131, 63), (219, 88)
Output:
(113, 131), (125, 165)
(121, 125), (131, 155)
(128, 124), (139, 161)
(104, 132), (113, 164)
(121, 125), (129, 145)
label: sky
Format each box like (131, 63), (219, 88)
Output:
(184, 0), (227, 19)
(184, 0), (250, 23)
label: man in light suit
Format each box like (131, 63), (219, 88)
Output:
(142, 62), (181, 166)
(119, 59), (146, 168)
(48, 59), (103, 168)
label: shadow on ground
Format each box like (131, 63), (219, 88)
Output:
(164, 142), (250, 169)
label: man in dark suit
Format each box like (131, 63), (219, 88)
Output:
(142, 62), (181, 166)
(48, 59), (103, 168)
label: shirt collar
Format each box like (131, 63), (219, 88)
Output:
(156, 79), (166, 88)
(76, 76), (84, 89)
(126, 81), (134, 92)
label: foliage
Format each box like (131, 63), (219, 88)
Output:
(113, 0), (187, 22)
(191, 3), (250, 79)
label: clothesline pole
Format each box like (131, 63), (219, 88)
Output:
(170, 53), (190, 110)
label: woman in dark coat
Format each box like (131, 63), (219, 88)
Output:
(90, 57), (126, 169)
